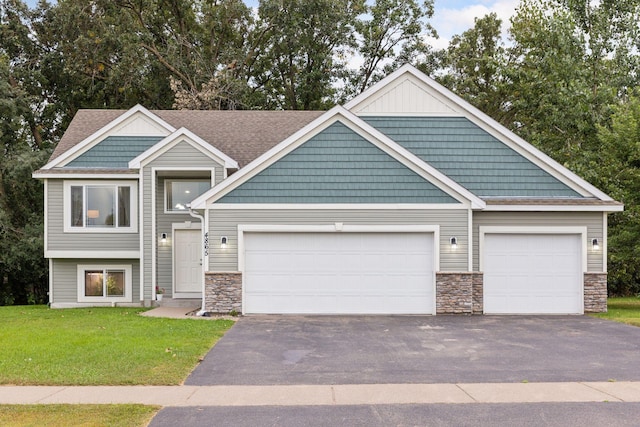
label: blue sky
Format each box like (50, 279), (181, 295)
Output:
(24, 0), (520, 48)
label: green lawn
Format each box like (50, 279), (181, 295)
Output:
(592, 297), (640, 327)
(0, 404), (158, 427)
(0, 306), (234, 385)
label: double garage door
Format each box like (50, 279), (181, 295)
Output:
(243, 232), (435, 314)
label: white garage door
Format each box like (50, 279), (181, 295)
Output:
(483, 234), (583, 314)
(243, 232), (434, 314)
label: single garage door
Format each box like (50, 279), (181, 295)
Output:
(243, 232), (434, 314)
(483, 234), (583, 314)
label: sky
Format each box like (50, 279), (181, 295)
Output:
(23, 0), (521, 49)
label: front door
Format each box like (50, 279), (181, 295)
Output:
(174, 229), (202, 297)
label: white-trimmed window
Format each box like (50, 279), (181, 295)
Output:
(64, 181), (138, 232)
(165, 180), (210, 212)
(77, 264), (133, 303)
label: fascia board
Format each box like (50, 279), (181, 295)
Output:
(346, 65), (613, 201)
(42, 105), (176, 170)
(128, 127), (238, 169)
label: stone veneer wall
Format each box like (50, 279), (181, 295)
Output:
(436, 272), (475, 314)
(205, 272), (242, 314)
(472, 272), (484, 314)
(584, 273), (607, 313)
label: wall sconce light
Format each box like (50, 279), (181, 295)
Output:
(160, 233), (167, 245)
(221, 236), (228, 249)
(450, 237), (458, 250)
(592, 238), (599, 251)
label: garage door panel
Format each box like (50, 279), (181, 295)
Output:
(244, 232), (434, 314)
(483, 234), (582, 314)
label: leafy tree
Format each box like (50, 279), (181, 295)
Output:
(595, 95), (640, 295)
(250, 0), (364, 110)
(439, 13), (509, 123)
(346, 0), (435, 97)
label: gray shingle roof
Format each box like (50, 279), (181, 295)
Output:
(50, 109), (325, 168)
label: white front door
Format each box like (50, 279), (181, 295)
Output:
(173, 229), (202, 297)
(243, 232), (435, 314)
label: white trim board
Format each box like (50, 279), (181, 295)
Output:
(210, 203), (468, 210)
(482, 204), (623, 212)
(192, 106), (485, 210)
(42, 105), (176, 169)
(45, 250), (140, 259)
(33, 172), (140, 179)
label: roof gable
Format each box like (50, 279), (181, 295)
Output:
(345, 64), (613, 201)
(129, 127), (238, 169)
(364, 116), (583, 198)
(192, 106), (485, 209)
(42, 105), (175, 169)
(218, 121), (458, 204)
(66, 136), (163, 168)
(349, 73), (458, 116)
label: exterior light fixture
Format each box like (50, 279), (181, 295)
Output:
(160, 233), (167, 245)
(221, 236), (228, 249)
(450, 237), (458, 250)
(592, 238), (599, 250)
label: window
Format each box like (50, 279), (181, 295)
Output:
(77, 264), (132, 302)
(165, 180), (210, 212)
(64, 181), (137, 232)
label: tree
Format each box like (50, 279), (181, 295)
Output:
(439, 13), (509, 123)
(250, 0), (364, 110)
(346, 0), (435, 97)
(594, 95), (640, 295)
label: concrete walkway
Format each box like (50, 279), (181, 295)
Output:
(2, 382), (639, 406)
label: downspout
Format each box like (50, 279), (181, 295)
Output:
(187, 204), (207, 316)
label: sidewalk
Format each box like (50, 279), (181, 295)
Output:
(2, 382), (639, 406)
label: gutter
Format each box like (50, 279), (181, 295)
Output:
(187, 204), (207, 316)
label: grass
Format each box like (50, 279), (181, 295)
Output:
(0, 404), (158, 427)
(592, 297), (640, 327)
(0, 305), (234, 385)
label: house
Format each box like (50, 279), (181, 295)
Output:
(33, 65), (622, 315)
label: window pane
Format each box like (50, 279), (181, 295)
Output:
(167, 181), (210, 211)
(87, 186), (115, 227)
(118, 187), (130, 227)
(71, 186), (84, 227)
(85, 271), (104, 296)
(106, 271), (125, 297)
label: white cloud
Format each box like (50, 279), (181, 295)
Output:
(426, 0), (521, 50)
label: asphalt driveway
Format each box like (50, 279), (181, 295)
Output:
(186, 315), (640, 385)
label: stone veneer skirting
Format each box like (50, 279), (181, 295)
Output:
(583, 273), (608, 313)
(204, 272), (242, 314)
(203, 271), (607, 315)
(436, 272), (484, 314)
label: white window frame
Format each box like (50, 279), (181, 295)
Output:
(63, 180), (138, 233)
(77, 264), (133, 303)
(164, 178), (212, 214)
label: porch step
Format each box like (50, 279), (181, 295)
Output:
(154, 297), (201, 309)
